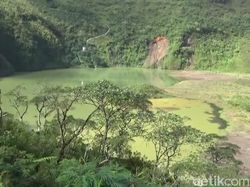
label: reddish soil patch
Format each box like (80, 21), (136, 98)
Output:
(144, 36), (169, 67)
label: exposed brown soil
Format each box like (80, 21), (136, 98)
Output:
(228, 132), (250, 174)
(144, 36), (169, 67)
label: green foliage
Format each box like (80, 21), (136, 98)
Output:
(172, 143), (243, 181)
(148, 111), (206, 164)
(205, 142), (242, 166)
(83, 80), (151, 159)
(0, 0), (63, 72)
(229, 95), (250, 112)
(193, 33), (237, 71)
(0, 146), (36, 187)
(132, 85), (170, 99)
(1, 0), (250, 72)
(56, 159), (133, 187)
(0, 90), (3, 129)
(0, 54), (14, 76)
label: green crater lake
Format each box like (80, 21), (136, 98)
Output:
(0, 68), (229, 160)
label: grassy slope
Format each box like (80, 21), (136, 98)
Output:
(0, 0), (250, 73)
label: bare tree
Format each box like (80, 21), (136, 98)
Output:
(8, 86), (29, 121)
(41, 86), (99, 163)
(31, 88), (56, 129)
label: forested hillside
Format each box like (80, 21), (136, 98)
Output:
(0, 0), (250, 75)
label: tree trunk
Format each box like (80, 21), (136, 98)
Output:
(0, 106), (3, 130)
(37, 111), (42, 130)
(57, 144), (66, 163)
(166, 156), (170, 169)
(101, 121), (109, 158)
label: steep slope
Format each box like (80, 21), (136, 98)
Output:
(0, 0), (250, 74)
(0, 0), (65, 73)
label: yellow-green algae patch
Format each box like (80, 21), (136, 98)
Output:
(151, 98), (227, 135)
(132, 98), (228, 160)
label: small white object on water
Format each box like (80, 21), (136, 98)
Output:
(82, 46), (86, 52)
(81, 81), (84, 86)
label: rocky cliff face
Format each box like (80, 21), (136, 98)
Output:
(144, 37), (169, 68)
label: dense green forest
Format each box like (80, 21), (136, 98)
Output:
(1, 0), (250, 76)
